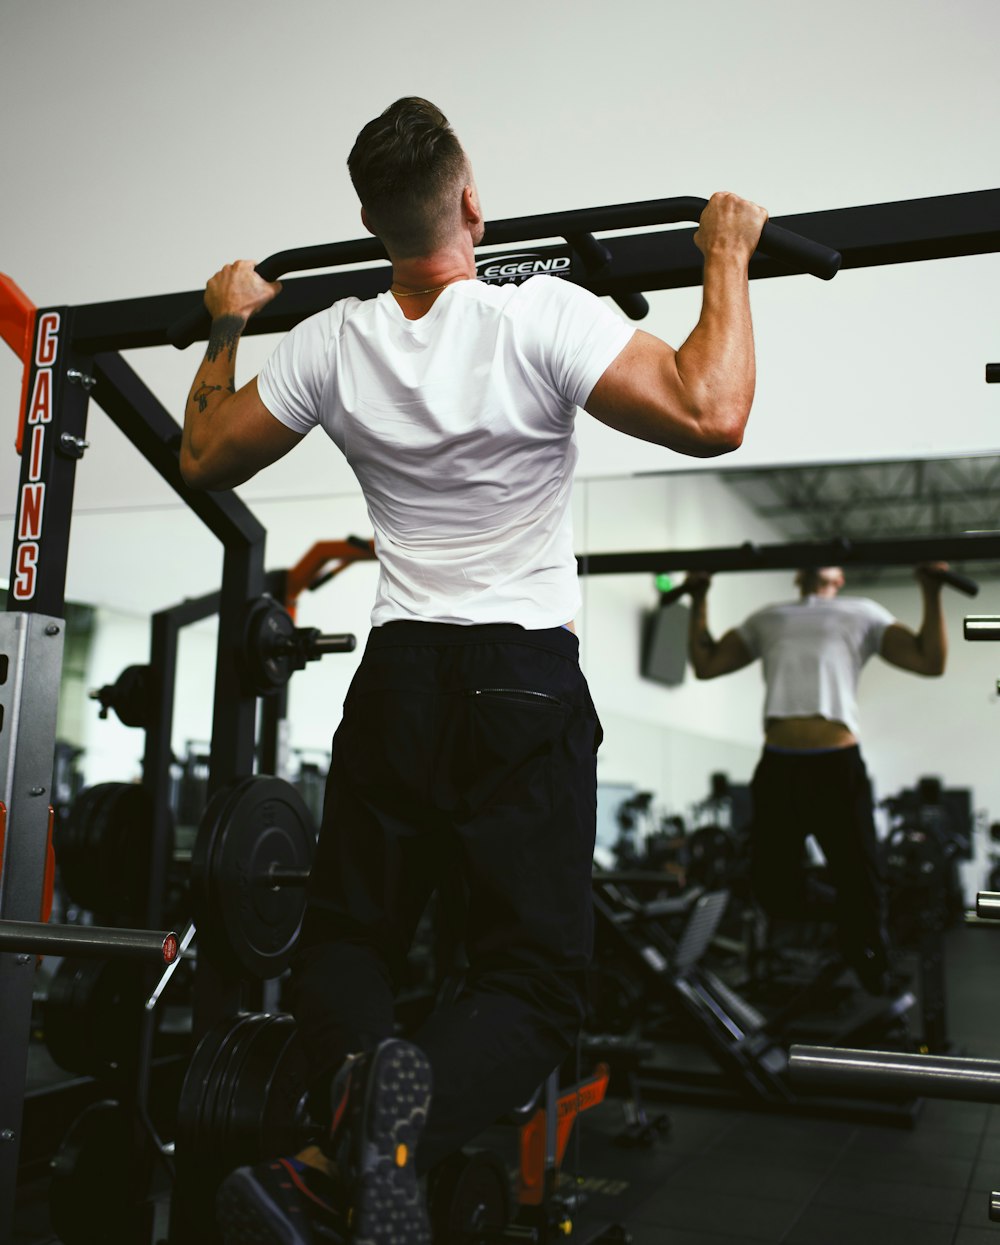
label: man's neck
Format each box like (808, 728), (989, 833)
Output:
(388, 241), (477, 318)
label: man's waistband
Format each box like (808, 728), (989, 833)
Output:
(367, 620), (580, 660)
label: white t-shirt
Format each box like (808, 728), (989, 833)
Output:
(257, 277), (634, 627)
(737, 595), (897, 736)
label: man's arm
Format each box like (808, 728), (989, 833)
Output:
(685, 573), (756, 679)
(180, 261), (305, 491)
(585, 191), (767, 458)
(879, 563), (948, 676)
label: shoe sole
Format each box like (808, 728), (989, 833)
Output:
(353, 1040), (433, 1245)
(216, 1166), (313, 1245)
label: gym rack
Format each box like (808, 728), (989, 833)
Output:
(2, 186), (1000, 1244)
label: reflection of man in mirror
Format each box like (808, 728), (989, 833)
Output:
(685, 563), (947, 994)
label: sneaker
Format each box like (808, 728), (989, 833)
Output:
(347, 1038), (433, 1245)
(217, 1153), (349, 1245)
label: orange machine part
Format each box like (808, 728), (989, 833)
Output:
(517, 1063), (610, 1206)
(0, 802), (55, 923)
(0, 273), (39, 456)
(284, 539), (377, 620)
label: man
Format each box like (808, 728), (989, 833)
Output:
(685, 564), (947, 995)
(180, 96), (767, 1244)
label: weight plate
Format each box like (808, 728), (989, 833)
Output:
(242, 596), (296, 694)
(192, 776), (316, 979)
(228, 1014), (311, 1170)
(49, 1100), (149, 1245)
(175, 1012), (259, 1215)
(213, 1014), (277, 1175)
(430, 1149), (512, 1244)
(44, 957), (150, 1076)
(56, 782), (172, 922)
(175, 1012), (312, 1219)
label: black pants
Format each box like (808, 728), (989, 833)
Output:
(748, 745), (888, 981)
(286, 621), (602, 1173)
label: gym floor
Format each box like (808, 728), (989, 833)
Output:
(13, 921), (1000, 1244)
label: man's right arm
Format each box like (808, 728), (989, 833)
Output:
(585, 191), (767, 458)
(686, 574), (756, 679)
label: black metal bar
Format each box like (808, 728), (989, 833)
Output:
(90, 352), (265, 549)
(576, 533), (1000, 577)
(163, 196), (840, 349)
(0, 919), (178, 962)
(68, 189), (1000, 354)
(789, 1044), (1000, 1104)
(0, 612), (65, 1236)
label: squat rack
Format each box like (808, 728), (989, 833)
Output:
(1, 187), (999, 1241)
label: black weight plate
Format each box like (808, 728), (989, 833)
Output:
(44, 959), (102, 1073)
(242, 597), (296, 693)
(190, 781), (247, 967)
(49, 1100), (148, 1245)
(219, 1013), (282, 1170)
(430, 1149), (511, 1244)
(194, 776), (317, 979)
(56, 784), (119, 912)
(211, 1013), (275, 1176)
(44, 958), (147, 1076)
(56, 782), (170, 922)
(175, 1012), (259, 1215)
(227, 1014), (311, 1170)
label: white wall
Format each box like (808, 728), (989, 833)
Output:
(3, 0), (1000, 617)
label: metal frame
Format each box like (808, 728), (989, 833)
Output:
(2, 186), (999, 1242)
(576, 532), (1000, 578)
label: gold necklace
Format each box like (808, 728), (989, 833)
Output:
(390, 280), (455, 297)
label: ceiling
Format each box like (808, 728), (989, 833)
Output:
(720, 454), (1000, 584)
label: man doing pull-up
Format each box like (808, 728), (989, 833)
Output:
(686, 564), (947, 996)
(181, 96), (767, 1245)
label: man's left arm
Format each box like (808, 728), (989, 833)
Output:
(180, 261), (305, 491)
(879, 563), (948, 676)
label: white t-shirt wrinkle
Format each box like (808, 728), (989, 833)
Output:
(257, 276), (634, 627)
(737, 595), (896, 737)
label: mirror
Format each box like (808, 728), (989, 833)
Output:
(573, 453), (1000, 900)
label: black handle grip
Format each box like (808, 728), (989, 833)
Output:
(756, 220), (841, 280)
(987, 363), (1000, 384)
(926, 568), (980, 597)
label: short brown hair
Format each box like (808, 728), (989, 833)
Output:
(348, 98), (469, 258)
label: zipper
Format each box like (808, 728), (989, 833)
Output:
(471, 687), (565, 706)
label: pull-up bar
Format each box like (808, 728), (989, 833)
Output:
(166, 195), (842, 349)
(576, 532), (1000, 580)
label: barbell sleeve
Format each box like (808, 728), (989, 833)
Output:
(0, 918), (179, 964)
(964, 616), (1000, 641)
(263, 866), (311, 887)
(146, 922), (196, 1010)
(789, 1044), (1000, 1104)
(311, 632), (357, 655)
(976, 892), (1000, 920)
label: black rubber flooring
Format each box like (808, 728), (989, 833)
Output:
(13, 921), (1000, 1243)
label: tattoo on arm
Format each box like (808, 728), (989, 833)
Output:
(192, 382), (224, 413)
(206, 314), (245, 363)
